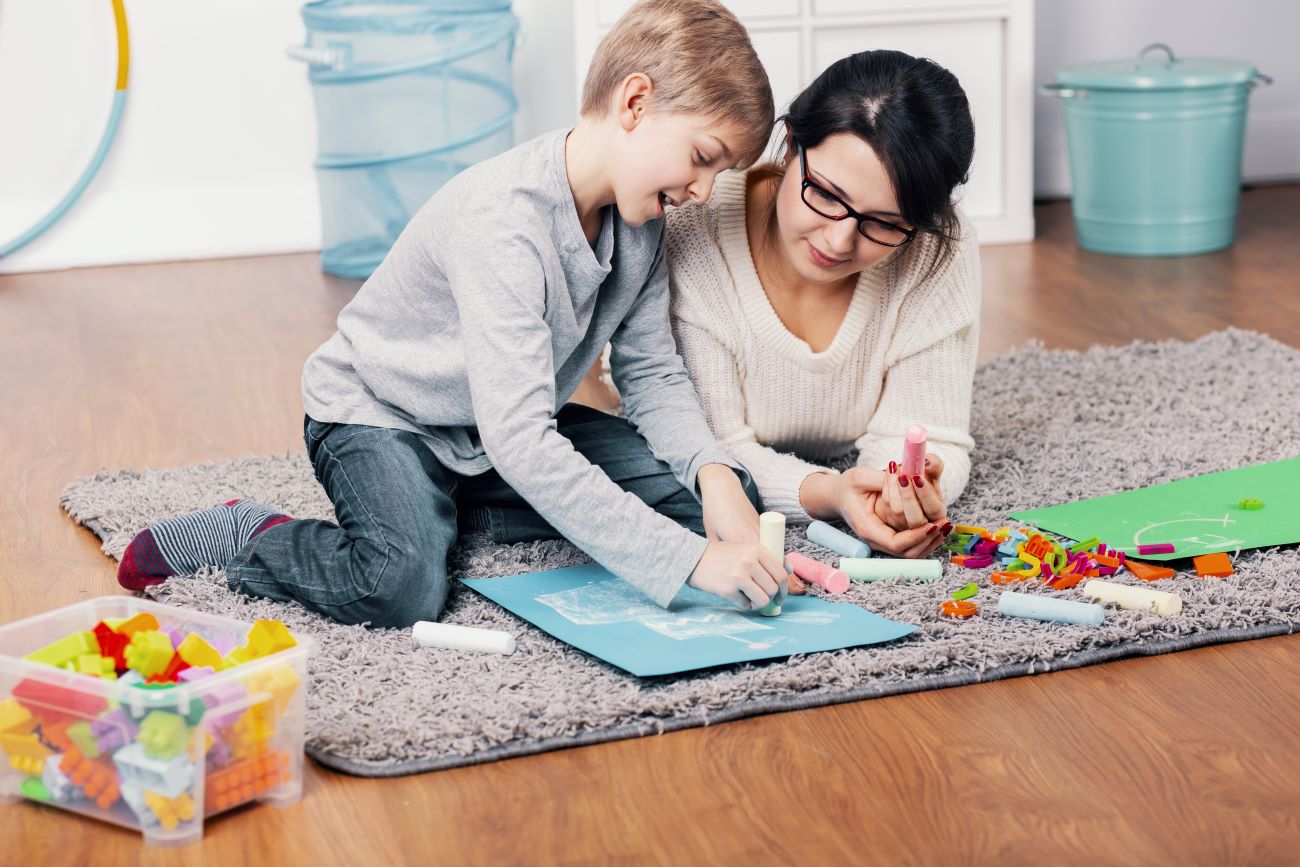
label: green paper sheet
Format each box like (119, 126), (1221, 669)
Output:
(1008, 457), (1300, 561)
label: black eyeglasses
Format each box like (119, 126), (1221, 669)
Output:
(798, 145), (916, 248)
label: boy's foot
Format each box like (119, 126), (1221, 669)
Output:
(117, 499), (293, 590)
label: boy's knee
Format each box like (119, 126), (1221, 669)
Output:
(350, 553), (449, 629)
(740, 471), (761, 510)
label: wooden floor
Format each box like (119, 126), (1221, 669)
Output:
(3, 187), (1299, 865)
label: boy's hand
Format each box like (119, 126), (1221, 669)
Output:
(698, 464), (760, 543)
(688, 541), (786, 609)
(875, 453), (947, 531)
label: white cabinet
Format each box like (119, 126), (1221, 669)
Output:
(575, 0), (1034, 244)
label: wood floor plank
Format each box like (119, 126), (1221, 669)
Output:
(2, 188), (1299, 864)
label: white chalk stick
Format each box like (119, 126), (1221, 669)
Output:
(758, 511), (787, 616)
(839, 557), (942, 582)
(412, 621), (517, 655)
(1082, 580), (1182, 617)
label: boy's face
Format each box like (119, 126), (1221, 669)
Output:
(774, 132), (910, 284)
(614, 110), (746, 226)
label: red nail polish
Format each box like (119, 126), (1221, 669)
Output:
(899, 475), (910, 488)
(889, 461), (897, 474)
(927, 525), (939, 535)
(941, 522), (953, 534)
(913, 475), (924, 488)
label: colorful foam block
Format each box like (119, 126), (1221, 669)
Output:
(24, 631), (98, 669)
(1194, 552), (1234, 578)
(124, 630), (175, 678)
(177, 633), (225, 670)
(114, 612), (161, 636)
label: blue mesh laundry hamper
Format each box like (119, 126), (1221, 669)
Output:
(291, 1), (519, 278)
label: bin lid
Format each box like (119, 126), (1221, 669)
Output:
(1057, 45), (1257, 90)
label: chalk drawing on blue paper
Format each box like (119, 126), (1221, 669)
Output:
(535, 580), (841, 644)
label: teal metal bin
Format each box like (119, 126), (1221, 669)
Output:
(1046, 44), (1272, 256)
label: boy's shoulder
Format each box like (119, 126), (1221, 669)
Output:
(421, 130), (571, 238)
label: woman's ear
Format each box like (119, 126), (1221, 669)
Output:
(781, 130), (796, 167)
(615, 73), (654, 132)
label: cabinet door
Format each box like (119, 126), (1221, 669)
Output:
(813, 20), (1004, 224)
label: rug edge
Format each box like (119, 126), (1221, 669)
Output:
(306, 619), (1297, 778)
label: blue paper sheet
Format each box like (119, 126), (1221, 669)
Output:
(461, 563), (917, 677)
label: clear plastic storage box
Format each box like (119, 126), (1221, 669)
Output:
(0, 597), (312, 846)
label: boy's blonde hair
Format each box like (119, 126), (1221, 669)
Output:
(580, 0), (774, 169)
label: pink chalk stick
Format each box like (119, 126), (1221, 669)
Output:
(902, 424), (928, 479)
(1136, 543), (1176, 555)
(787, 552), (851, 594)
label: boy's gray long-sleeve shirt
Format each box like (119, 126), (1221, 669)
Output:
(302, 129), (745, 607)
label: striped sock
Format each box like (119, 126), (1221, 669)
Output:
(116, 499), (293, 591)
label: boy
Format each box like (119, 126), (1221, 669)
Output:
(117, 0), (784, 628)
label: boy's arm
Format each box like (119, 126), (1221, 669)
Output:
(608, 241), (750, 497)
(672, 318), (836, 521)
(449, 232), (708, 607)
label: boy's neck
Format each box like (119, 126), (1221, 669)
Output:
(564, 119), (616, 247)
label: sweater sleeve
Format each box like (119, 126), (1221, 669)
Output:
(608, 235), (749, 496)
(672, 318), (837, 521)
(854, 226), (981, 505)
(448, 229), (708, 607)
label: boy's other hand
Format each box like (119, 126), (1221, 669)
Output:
(698, 464), (760, 543)
(688, 541), (785, 609)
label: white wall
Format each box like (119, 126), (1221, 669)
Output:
(4, 1), (1296, 272)
(0, 0), (579, 274)
(1035, 0), (1300, 198)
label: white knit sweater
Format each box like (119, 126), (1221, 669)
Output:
(666, 169), (980, 521)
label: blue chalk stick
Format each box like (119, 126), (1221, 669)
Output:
(807, 521), (871, 559)
(997, 591), (1103, 626)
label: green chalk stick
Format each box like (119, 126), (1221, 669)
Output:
(1067, 537), (1101, 554)
(839, 558), (942, 582)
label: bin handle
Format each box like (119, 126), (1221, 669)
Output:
(287, 43), (346, 70)
(1040, 82), (1087, 100)
(1138, 43), (1177, 66)
(1250, 72), (1274, 92)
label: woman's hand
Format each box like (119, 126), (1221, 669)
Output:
(875, 452), (947, 531)
(800, 466), (948, 557)
(849, 490), (949, 559)
(698, 464), (760, 543)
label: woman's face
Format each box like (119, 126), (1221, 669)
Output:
(772, 132), (910, 285)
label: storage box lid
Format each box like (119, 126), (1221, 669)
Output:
(1056, 44), (1257, 90)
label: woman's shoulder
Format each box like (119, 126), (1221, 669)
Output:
(890, 205), (981, 306)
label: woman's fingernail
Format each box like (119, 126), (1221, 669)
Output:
(941, 521), (953, 534)
(889, 461), (897, 474)
(913, 475), (924, 488)
(899, 475), (910, 488)
(927, 524), (940, 535)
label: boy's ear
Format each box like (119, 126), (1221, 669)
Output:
(615, 73), (654, 132)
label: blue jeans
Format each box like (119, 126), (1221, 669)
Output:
(226, 404), (757, 628)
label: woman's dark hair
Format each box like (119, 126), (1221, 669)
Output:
(779, 50), (975, 272)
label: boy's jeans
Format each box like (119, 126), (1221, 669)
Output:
(225, 403), (755, 628)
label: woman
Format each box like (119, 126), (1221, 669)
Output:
(667, 50), (979, 559)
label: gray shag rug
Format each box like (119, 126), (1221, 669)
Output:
(60, 329), (1300, 777)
